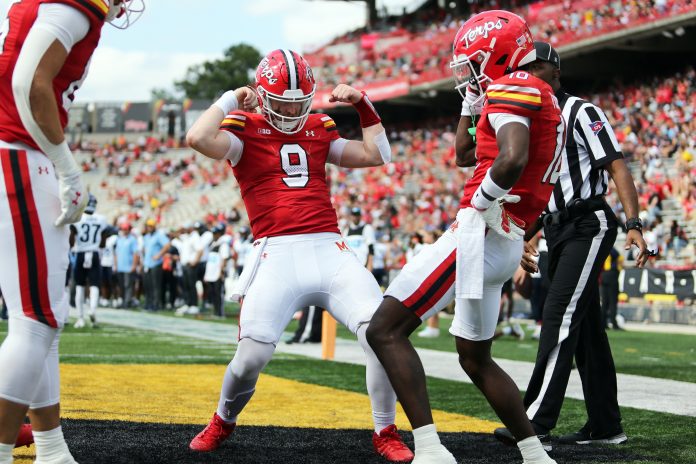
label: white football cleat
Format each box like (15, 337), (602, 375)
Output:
(412, 444), (457, 464)
(73, 318), (85, 329)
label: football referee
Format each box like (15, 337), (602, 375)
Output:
(495, 42), (649, 449)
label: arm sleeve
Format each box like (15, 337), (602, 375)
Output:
(223, 131), (244, 166)
(575, 104), (623, 168)
(34, 3), (90, 52)
(327, 138), (349, 166)
(488, 113), (531, 133)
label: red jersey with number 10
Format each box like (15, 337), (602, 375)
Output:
(0, 0), (107, 150)
(460, 72), (565, 228)
(220, 112), (341, 238)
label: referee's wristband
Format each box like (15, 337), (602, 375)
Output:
(625, 217), (643, 233)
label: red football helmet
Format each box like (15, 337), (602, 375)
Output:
(450, 10), (535, 101)
(106, 0), (145, 29)
(255, 49), (316, 134)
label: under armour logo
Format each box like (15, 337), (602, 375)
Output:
(305, 130), (315, 137)
(37, 166), (49, 175)
(72, 191), (82, 205)
(261, 252), (268, 259)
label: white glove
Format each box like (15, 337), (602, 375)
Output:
(477, 194), (526, 241)
(461, 85), (483, 117)
(41, 141), (87, 227)
(55, 170), (87, 227)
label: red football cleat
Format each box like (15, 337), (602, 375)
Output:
(15, 423), (34, 448)
(373, 424), (414, 462)
(189, 413), (236, 452)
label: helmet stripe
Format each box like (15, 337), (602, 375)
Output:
(281, 49), (298, 90)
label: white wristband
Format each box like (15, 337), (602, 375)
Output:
(471, 170), (510, 210)
(43, 140), (79, 177)
(213, 90), (239, 115)
(374, 130), (391, 164)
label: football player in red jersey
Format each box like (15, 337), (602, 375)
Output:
(185, 49), (413, 462)
(366, 11), (563, 464)
(0, 1), (143, 463)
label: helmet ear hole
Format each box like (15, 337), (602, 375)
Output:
(496, 54), (509, 66)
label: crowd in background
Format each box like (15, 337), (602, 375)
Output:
(306, 0), (696, 92)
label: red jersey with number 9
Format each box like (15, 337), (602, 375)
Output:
(220, 111), (341, 238)
(459, 72), (565, 228)
(0, 0), (107, 150)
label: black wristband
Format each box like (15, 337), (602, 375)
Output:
(625, 217), (642, 233)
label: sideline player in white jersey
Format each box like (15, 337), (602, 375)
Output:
(343, 206), (376, 271)
(70, 194), (108, 328)
(185, 49), (413, 462)
(0, 1), (144, 463)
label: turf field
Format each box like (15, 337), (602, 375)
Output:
(2, 320), (695, 463)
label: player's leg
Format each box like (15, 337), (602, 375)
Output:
(190, 240), (297, 452)
(453, 234), (554, 464)
(28, 331), (77, 464)
(324, 238), (413, 462)
(0, 148), (72, 462)
(366, 230), (458, 464)
(88, 254), (101, 326)
(73, 253), (86, 328)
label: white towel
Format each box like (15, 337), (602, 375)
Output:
(455, 208), (486, 300)
(230, 237), (267, 302)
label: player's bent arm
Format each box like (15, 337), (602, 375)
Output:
(186, 107), (234, 161)
(489, 122), (530, 188)
(187, 88), (248, 162)
(335, 123), (390, 168)
(455, 116), (476, 167)
(470, 120), (530, 211)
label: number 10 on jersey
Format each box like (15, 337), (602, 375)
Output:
(280, 144), (309, 188)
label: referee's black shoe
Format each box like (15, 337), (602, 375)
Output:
(558, 426), (628, 446)
(493, 427), (553, 452)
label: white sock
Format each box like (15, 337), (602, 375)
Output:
(34, 426), (72, 462)
(0, 443), (13, 464)
(372, 411), (395, 434)
(89, 286), (99, 315)
(75, 286), (85, 319)
(518, 435), (551, 462)
(413, 423), (441, 451)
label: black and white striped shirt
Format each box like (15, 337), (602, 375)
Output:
(546, 90), (623, 213)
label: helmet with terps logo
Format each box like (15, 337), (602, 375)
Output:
(450, 10), (535, 101)
(254, 49), (316, 134)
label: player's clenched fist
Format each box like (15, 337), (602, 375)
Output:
(235, 86), (258, 111)
(329, 84), (363, 104)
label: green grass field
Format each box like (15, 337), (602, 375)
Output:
(2, 319), (695, 463)
(158, 304), (696, 383)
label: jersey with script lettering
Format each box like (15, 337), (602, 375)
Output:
(72, 213), (108, 252)
(460, 72), (565, 228)
(220, 112), (341, 238)
(0, 0), (108, 149)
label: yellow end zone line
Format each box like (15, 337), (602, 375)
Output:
(65, 364), (499, 432)
(15, 364), (501, 462)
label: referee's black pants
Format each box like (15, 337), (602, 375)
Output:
(523, 207), (622, 436)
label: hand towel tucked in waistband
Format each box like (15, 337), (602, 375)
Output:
(455, 208), (486, 300)
(230, 237), (268, 302)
